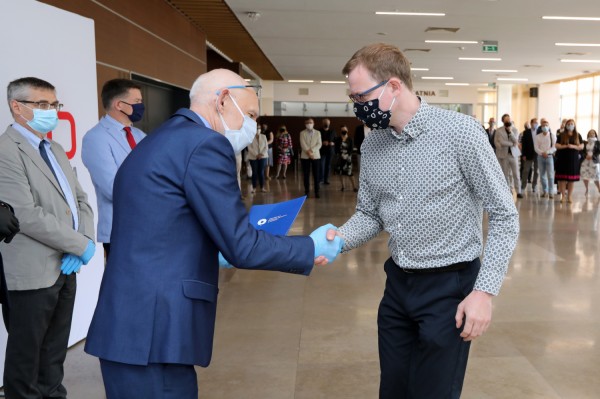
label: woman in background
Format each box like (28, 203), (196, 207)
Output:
(275, 126), (293, 179)
(580, 129), (600, 196)
(555, 119), (584, 203)
(334, 126), (358, 192)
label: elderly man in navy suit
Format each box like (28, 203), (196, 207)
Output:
(85, 69), (342, 399)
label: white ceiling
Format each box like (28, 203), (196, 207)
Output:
(225, 0), (600, 84)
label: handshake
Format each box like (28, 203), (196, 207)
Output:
(218, 223), (344, 268)
(61, 240), (96, 275)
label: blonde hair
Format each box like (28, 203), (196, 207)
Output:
(342, 43), (413, 91)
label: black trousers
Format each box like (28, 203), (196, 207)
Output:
(378, 257), (480, 399)
(4, 274), (76, 399)
(320, 146), (334, 183)
(301, 158), (320, 195)
(103, 242), (111, 260)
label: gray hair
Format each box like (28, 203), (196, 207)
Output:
(7, 77), (55, 112)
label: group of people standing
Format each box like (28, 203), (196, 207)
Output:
(486, 115), (600, 202)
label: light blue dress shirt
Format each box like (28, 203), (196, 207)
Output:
(82, 115), (145, 242)
(12, 123), (79, 230)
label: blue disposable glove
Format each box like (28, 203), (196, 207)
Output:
(80, 240), (96, 264)
(61, 253), (83, 275)
(218, 252), (233, 269)
(310, 223), (344, 263)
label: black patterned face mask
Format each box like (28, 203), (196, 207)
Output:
(352, 83), (396, 129)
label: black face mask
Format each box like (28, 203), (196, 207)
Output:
(341, 131), (348, 136)
(504, 122), (511, 128)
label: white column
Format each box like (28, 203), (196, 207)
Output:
(496, 84), (513, 121)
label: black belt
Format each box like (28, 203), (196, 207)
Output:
(398, 261), (470, 274)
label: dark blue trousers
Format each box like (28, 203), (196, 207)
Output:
(378, 257), (480, 399)
(100, 359), (198, 399)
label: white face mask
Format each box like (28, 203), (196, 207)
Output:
(305, 123), (314, 130)
(218, 94), (257, 154)
(589, 136), (597, 141)
(566, 124), (575, 132)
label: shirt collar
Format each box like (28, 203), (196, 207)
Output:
(11, 123), (48, 148)
(192, 111), (212, 129)
(388, 96), (429, 141)
(103, 114), (129, 130)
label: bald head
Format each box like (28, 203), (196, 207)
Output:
(189, 69), (247, 106)
(188, 69), (259, 135)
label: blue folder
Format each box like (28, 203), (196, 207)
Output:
(248, 196), (307, 236)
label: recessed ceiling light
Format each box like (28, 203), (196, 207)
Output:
(497, 78), (529, 81)
(556, 43), (600, 47)
(543, 16), (600, 21)
(244, 79), (252, 82)
(320, 81), (346, 84)
(425, 40), (479, 44)
(422, 76), (454, 80)
(561, 59), (600, 63)
(482, 69), (518, 72)
(376, 11), (445, 16)
(410, 67), (430, 71)
(459, 57), (502, 61)
(288, 80), (314, 83)
(445, 83), (470, 86)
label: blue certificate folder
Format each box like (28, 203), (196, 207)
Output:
(248, 196), (307, 236)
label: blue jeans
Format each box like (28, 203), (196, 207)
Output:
(537, 155), (554, 194)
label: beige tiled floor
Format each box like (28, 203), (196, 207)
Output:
(62, 175), (600, 398)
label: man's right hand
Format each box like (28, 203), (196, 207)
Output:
(310, 224), (344, 264)
(0, 204), (19, 243)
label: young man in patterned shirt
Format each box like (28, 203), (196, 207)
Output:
(333, 43), (519, 399)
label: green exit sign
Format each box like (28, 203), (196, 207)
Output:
(483, 45), (498, 53)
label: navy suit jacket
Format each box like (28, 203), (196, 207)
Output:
(85, 109), (314, 367)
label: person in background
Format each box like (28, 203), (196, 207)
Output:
(334, 125), (358, 192)
(580, 129), (600, 196)
(300, 118), (322, 198)
(486, 117), (496, 150)
(555, 119), (584, 203)
(520, 118), (539, 194)
(354, 123), (369, 170)
(275, 125), (293, 179)
(336, 43), (518, 399)
(319, 118), (336, 184)
(0, 77), (96, 399)
(247, 126), (269, 193)
(82, 79), (146, 258)
(260, 122), (274, 181)
(84, 69), (343, 399)
(495, 114), (522, 198)
(534, 119), (557, 199)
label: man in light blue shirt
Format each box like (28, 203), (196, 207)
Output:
(82, 79), (146, 257)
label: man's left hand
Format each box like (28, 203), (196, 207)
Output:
(455, 290), (493, 341)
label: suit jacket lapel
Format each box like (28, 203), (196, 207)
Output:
(7, 127), (65, 197)
(100, 117), (130, 153)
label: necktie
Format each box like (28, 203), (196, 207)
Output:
(39, 141), (60, 183)
(124, 126), (137, 150)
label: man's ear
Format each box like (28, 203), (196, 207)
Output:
(389, 78), (403, 95)
(216, 88), (230, 113)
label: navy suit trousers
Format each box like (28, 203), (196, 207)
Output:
(378, 257), (480, 399)
(100, 359), (198, 399)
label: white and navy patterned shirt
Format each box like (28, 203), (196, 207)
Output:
(339, 99), (519, 295)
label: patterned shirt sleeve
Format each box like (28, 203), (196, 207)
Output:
(338, 162), (384, 251)
(456, 118), (520, 295)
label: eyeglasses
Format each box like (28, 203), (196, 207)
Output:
(348, 80), (389, 104)
(18, 100), (63, 111)
(221, 84), (262, 98)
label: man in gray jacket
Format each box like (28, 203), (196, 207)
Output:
(494, 113), (522, 197)
(0, 77), (96, 399)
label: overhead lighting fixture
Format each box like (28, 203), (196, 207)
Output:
(459, 57), (502, 61)
(425, 40), (478, 44)
(497, 78), (529, 81)
(320, 81), (345, 84)
(288, 80), (314, 83)
(561, 59), (600, 63)
(543, 16), (600, 21)
(482, 69), (518, 72)
(556, 42), (600, 47)
(445, 83), (470, 86)
(376, 11), (445, 16)
(410, 67), (430, 71)
(422, 76), (454, 80)
(244, 79), (252, 82)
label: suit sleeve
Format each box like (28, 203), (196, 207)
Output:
(0, 144), (89, 255)
(82, 131), (119, 202)
(182, 134), (314, 275)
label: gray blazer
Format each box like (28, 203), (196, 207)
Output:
(494, 126), (519, 160)
(0, 126), (95, 290)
